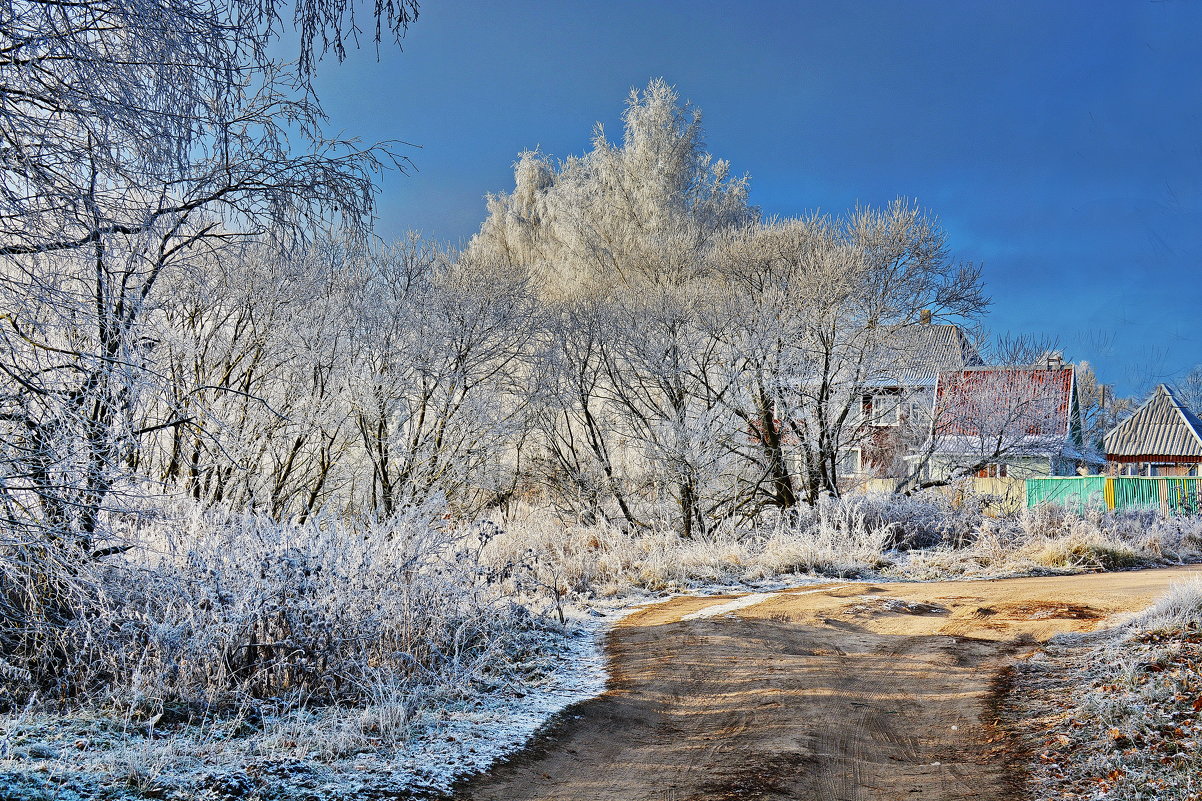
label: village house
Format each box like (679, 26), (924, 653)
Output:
(922, 358), (1101, 482)
(837, 315), (982, 485)
(1104, 383), (1202, 476)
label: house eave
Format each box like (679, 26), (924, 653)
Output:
(1106, 454), (1202, 464)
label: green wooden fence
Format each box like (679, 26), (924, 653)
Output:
(1026, 476), (1202, 515)
(1025, 476), (1108, 513)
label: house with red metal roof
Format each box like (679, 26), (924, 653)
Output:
(921, 358), (1101, 482)
(1104, 384), (1202, 476)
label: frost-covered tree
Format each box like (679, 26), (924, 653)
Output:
(1, 0), (418, 259)
(344, 242), (540, 517)
(0, 0), (416, 546)
(600, 284), (741, 537)
(711, 204), (985, 504)
(134, 234), (541, 522)
(140, 239), (358, 519)
(472, 79), (755, 299)
(471, 81), (762, 535)
(531, 298), (637, 525)
(1073, 360), (1128, 454)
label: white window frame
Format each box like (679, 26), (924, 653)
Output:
(845, 396), (866, 428)
(869, 394), (900, 426)
(905, 393), (929, 425)
(837, 448), (862, 476)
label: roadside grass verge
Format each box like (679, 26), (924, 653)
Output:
(1008, 579), (1202, 800)
(0, 506), (598, 800)
(490, 496), (1202, 601)
(0, 622), (605, 801)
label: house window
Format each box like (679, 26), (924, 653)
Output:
(869, 394), (899, 426)
(975, 463), (1007, 478)
(838, 448), (862, 476)
(904, 398), (926, 424)
(846, 397), (865, 428)
(1151, 463), (1193, 477)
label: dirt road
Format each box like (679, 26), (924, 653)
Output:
(456, 565), (1202, 801)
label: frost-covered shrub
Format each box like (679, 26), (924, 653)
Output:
(834, 492), (983, 550)
(0, 505), (552, 715)
(1130, 577), (1202, 631)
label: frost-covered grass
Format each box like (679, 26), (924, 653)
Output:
(0, 614), (609, 800)
(1009, 578), (1202, 800)
(0, 505), (554, 712)
(0, 505), (607, 800)
(484, 497), (895, 600)
(489, 496), (1202, 601)
(895, 503), (1199, 579)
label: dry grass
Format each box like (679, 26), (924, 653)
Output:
(489, 496), (1202, 599)
(1008, 578), (1202, 800)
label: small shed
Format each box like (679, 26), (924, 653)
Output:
(1104, 384), (1202, 476)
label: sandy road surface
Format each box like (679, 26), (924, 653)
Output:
(456, 566), (1202, 801)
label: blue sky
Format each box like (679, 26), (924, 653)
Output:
(308, 1), (1202, 396)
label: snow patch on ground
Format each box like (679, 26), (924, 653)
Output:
(678, 580), (854, 621)
(681, 592), (781, 620)
(785, 583), (851, 596)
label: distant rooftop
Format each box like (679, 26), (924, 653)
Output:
(935, 365), (1076, 439)
(1104, 384), (1202, 461)
(868, 323), (983, 388)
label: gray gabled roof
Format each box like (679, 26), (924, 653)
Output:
(866, 323), (983, 388)
(1103, 384), (1202, 459)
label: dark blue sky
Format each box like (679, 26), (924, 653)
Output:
(309, 1), (1202, 396)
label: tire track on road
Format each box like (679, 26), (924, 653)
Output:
(455, 566), (1202, 801)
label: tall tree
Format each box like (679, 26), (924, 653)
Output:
(0, 0), (415, 546)
(711, 205), (986, 504)
(470, 80), (757, 535)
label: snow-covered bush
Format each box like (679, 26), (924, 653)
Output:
(0, 504), (553, 717)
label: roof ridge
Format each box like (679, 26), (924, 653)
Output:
(1161, 384), (1202, 449)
